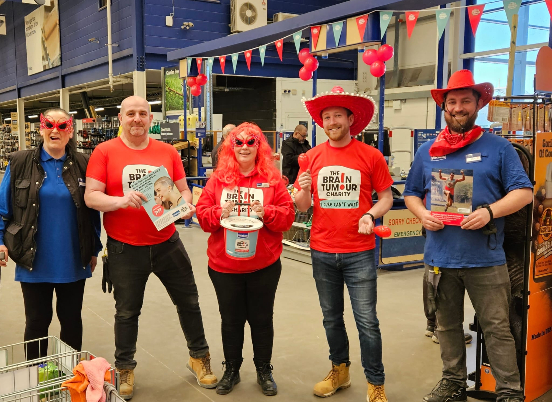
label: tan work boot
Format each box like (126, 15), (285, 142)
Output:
(367, 382), (388, 402)
(117, 369), (135, 400)
(313, 363), (351, 397)
(186, 352), (218, 388)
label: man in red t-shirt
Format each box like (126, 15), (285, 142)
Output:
(84, 96), (217, 399)
(294, 87), (393, 402)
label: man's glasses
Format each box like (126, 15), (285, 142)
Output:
(233, 136), (259, 147)
(40, 114), (73, 132)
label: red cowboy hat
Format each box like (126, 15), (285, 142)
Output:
(302, 86), (376, 136)
(431, 69), (494, 109)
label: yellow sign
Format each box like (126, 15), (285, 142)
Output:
(383, 209), (423, 238)
(10, 112), (18, 132)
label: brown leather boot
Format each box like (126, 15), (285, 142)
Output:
(313, 363), (351, 397)
(117, 369), (135, 400)
(186, 352), (218, 388)
(367, 382), (388, 402)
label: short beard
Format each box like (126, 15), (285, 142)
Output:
(444, 111), (478, 134)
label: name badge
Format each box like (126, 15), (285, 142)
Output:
(466, 153), (482, 163)
(256, 183), (269, 188)
(431, 156), (446, 161)
(78, 178), (86, 187)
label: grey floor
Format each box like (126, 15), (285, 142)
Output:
(1, 225), (551, 402)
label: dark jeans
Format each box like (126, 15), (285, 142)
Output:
(423, 268), (436, 329)
(107, 230), (209, 370)
(208, 259), (281, 363)
(311, 249), (385, 385)
(20, 279), (86, 361)
(430, 264), (523, 400)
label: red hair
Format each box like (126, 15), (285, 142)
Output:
(214, 122), (282, 189)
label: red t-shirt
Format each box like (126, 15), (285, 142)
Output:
(86, 137), (186, 246)
(294, 139), (393, 253)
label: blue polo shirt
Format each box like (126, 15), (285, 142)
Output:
(0, 148), (102, 283)
(403, 132), (532, 268)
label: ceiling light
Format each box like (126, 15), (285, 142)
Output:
(28, 115), (38, 118)
(95, 107), (105, 112)
(148, 100), (162, 105)
(69, 111), (77, 114)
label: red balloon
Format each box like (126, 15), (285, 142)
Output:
(186, 77), (197, 87)
(332, 86), (344, 94)
(304, 56), (319, 72)
(377, 44), (394, 62)
(298, 48), (311, 64)
(195, 74), (208, 86)
(190, 85), (202, 97)
(299, 67), (313, 81)
(362, 49), (378, 66)
(373, 225), (392, 238)
(370, 60), (386, 78)
(298, 153), (310, 171)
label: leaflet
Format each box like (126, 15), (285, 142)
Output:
(130, 166), (189, 231)
(430, 168), (473, 226)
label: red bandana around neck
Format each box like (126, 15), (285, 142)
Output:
(429, 126), (484, 157)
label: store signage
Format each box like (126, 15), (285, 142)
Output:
(24, 0), (60, 76)
(159, 123), (180, 141)
(0, 16), (6, 36)
(164, 68), (184, 115)
(10, 112), (18, 133)
(195, 121), (206, 138)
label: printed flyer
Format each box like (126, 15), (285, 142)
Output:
(130, 166), (189, 231)
(430, 168), (473, 225)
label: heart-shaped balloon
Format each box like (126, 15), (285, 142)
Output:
(298, 153), (310, 171)
(373, 225), (392, 238)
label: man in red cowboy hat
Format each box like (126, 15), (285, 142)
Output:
(294, 86), (394, 402)
(404, 69), (532, 402)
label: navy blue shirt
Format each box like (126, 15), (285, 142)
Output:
(403, 132), (532, 268)
(0, 148), (102, 283)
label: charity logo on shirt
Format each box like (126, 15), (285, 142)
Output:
(221, 187), (264, 216)
(122, 164), (158, 194)
(317, 166), (361, 209)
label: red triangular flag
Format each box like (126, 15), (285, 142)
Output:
(219, 56), (226, 74)
(196, 58), (203, 73)
(311, 26), (321, 50)
(275, 39), (284, 61)
(467, 4), (485, 36)
(547, 0), (552, 20)
(356, 15), (368, 41)
(245, 50), (252, 71)
(405, 12), (419, 38)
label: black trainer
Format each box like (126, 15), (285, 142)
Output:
(216, 360), (241, 395)
(255, 362), (277, 396)
(423, 379), (467, 402)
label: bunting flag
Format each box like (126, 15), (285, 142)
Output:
(546, 0), (552, 21)
(245, 49), (252, 70)
(311, 26), (321, 50)
(503, 0), (522, 28)
(293, 31), (302, 54)
(259, 45), (267, 66)
(219, 56), (226, 74)
(231, 53), (239, 73)
(379, 11), (393, 39)
(436, 9), (451, 41)
(356, 15), (369, 41)
(207, 57), (214, 68)
(405, 11), (420, 38)
(196, 58), (203, 73)
(187, 58), (192, 75)
(467, 4), (485, 37)
(331, 21), (344, 47)
(275, 39), (284, 61)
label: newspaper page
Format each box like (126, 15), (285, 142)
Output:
(130, 166), (189, 231)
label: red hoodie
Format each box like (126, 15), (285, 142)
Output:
(196, 169), (295, 273)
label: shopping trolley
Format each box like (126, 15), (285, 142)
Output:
(0, 336), (124, 402)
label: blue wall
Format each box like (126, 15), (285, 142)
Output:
(0, 0), (136, 101)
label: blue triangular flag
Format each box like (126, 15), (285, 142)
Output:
(503, 0), (522, 29)
(207, 57), (214, 67)
(259, 45), (267, 66)
(331, 21), (344, 47)
(187, 58), (192, 75)
(293, 31), (302, 54)
(380, 11), (393, 39)
(436, 9), (451, 41)
(231, 53), (239, 73)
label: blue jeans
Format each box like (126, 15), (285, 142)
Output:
(311, 249), (384, 385)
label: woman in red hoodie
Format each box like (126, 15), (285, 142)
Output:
(196, 122), (295, 396)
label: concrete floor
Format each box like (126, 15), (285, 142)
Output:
(1, 225), (551, 402)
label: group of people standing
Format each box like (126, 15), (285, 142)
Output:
(0, 69), (534, 402)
